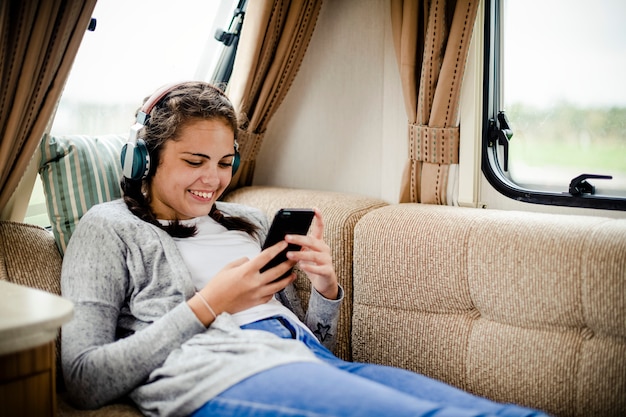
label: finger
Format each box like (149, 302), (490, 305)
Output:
(265, 271), (297, 292)
(309, 208), (324, 239)
(297, 261), (332, 276)
(285, 233), (327, 253)
(249, 240), (289, 269)
(259, 257), (296, 283)
(287, 249), (326, 265)
(284, 233), (308, 247)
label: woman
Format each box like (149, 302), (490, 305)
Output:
(61, 81), (549, 417)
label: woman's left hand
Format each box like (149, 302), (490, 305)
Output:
(285, 208), (339, 300)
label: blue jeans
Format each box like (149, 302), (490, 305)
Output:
(192, 316), (549, 417)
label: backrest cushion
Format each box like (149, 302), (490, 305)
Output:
(39, 134), (126, 254)
(353, 204), (626, 417)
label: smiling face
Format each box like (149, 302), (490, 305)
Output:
(148, 118), (236, 220)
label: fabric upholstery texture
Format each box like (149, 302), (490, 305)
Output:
(352, 204), (626, 417)
(56, 392), (140, 417)
(0, 221), (142, 416)
(38, 133), (126, 254)
(0, 221), (62, 292)
(6, 183), (624, 417)
(224, 186), (388, 361)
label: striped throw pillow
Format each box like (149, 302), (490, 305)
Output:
(39, 134), (127, 254)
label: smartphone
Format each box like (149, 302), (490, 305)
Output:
(260, 208), (315, 279)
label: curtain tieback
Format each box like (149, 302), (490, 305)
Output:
(409, 124), (459, 165)
(237, 129), (265, 160)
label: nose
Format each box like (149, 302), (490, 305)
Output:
(199, 163), (220, 185)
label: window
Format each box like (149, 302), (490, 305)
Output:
(50, 0), (243, 136)
(483, 0), (626, 211)
(25, 0), (245, 226)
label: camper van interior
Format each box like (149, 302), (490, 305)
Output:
(1, 0), (624, 416)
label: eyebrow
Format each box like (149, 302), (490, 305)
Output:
(184, 152), (235, 159)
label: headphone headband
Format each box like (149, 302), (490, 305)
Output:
(137, 82), (230, 126)
(137, 82), (181, 125)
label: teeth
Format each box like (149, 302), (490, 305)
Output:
(190, 190), (213, 199)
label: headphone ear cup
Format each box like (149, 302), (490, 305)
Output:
(120, 139), (150, 180)
(232, 150), (240, 175)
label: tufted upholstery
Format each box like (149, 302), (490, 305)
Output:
(352, 204), (626, 417)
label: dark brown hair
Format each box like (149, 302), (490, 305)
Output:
(121, 81), (257, 239)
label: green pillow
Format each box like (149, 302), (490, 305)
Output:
(39, 134), (127, 254)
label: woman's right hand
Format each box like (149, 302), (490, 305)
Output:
(188, 240), (296, 326)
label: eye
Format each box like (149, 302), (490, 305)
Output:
(184, 159), (202, 167)
(219, 159), (233, 168)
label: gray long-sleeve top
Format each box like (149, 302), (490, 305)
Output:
(61, 199), (343, 417)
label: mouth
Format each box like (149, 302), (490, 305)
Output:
(189, 190), (215, 201)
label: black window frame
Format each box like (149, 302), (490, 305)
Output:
(211, 0), (247, 86)
(481, 0), (626, 212)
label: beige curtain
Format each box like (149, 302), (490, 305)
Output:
(391, 0), (479, 204)
(226, 0), (323, 190)
(0, 0), (97, 213)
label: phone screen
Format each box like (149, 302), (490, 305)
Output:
(260, 208), (315, 278)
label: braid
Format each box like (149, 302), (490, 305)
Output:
(121, 178), (158, 227)
(121, 178), (259, 239)
(209, 205), (260, 241)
